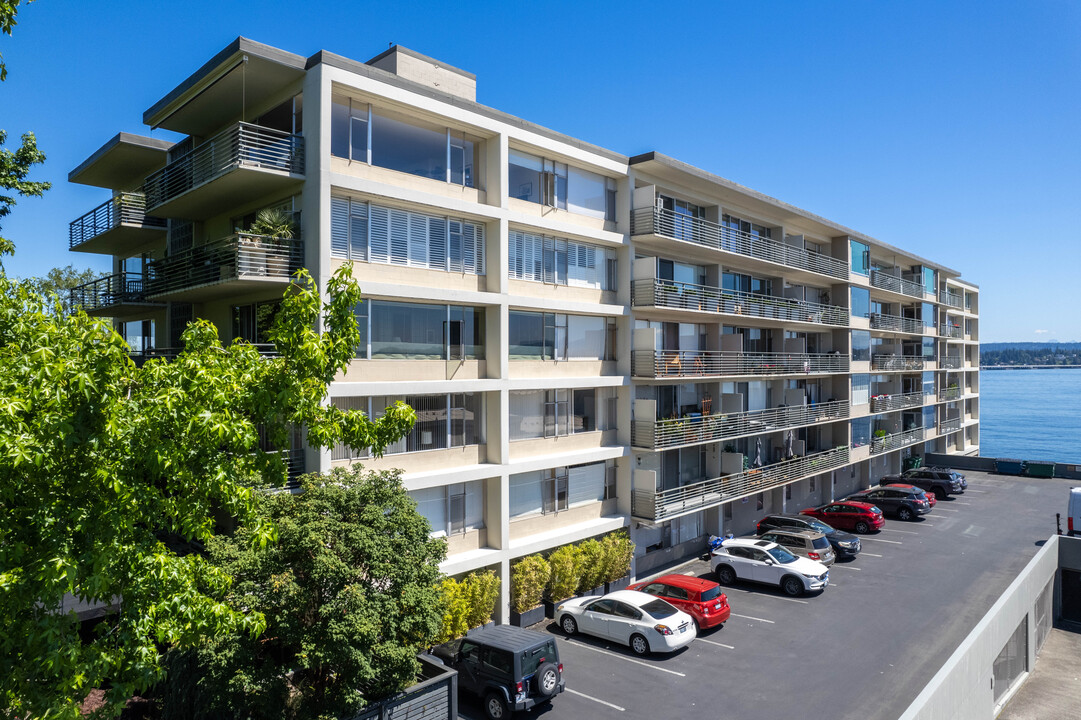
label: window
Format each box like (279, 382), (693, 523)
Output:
(508, 149), (615, 220)
(363, 301), (484, 360)
(851, 287), (870, 319)
(850, 240), (870, 276)
(722, 214), (772, 245)
(992, 616), (1028, 704)
(510, 461), (607, 517)
(542, 468), (569, 514)
(852, 374), (870, 406)
(851, 330), (870, 362)
(809, 476), (816, 493)
(604, 461), (617, 500)
(850, 417), (871, 448)
(508, 230), (616, 289)
(233, 300), (282, 346)
(331, 197), (485, 275)
(922, 266), (936, 295)
(785, 484), (792, 501)
(410, 480), (484, 537)
(922, 336), (935, 359)
(333, 394), (485, 458)
(544, 390), (570, 437)
(509, 311), (614, 360)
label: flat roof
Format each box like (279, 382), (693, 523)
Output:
(68, 132), (173, 188)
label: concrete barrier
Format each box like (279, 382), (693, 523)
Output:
(924, 454), (1081, 480)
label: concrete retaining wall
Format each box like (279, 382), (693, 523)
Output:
(926, 454), (1081, 480)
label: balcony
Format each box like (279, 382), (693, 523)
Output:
(632, 446), (850, 522)
(939, 355), (963, 369)
(68, 272), (165, 319)
(869, 312), (926, 335)
(145, 233), (303, 302)
(632, 349), (848, 379)
(870, 427), (925, 455)
(938, 386), (962, 401)
(69, 193), (167, 256)
(142, 123), (304, 220)
(939, 290), (963, 309)
(939, 323), (962, 339)
(632, 399), (849, 451)
(870, 354), (925, 371)
(939, 417), (962, 434)
(870, 270), (924, 298)
(870, 391), (925, 413)
(630, 206), (848, 280)
(130, 343), (280, 366)
(632, 278), (848, 327)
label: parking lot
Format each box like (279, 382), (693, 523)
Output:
(457, 470), (1075, 720)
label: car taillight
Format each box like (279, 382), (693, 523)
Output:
(515, 681), (524, 694)
(808, 552), (820, 560)
(1070, 517), (1074, 533)
(558, 663), (563, 674)
(720, 593), (728, 606)
(654, 624), (673, 636)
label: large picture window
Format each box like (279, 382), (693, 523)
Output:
(508, 311), (613, 360)
(410, 481), (484, 537)
(508, 149), (615, 220)
(331, 393), (485, 460)
(509, 230), (615, 290)
(509, 387), (616, 440)
(355, 300), (484, 360)
(509, 461), (609, 518)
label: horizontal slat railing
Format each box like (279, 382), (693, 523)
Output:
(939, 324), (963, 339)
(632, 349), (849, 378)
(939, 418), (962, 433)
(632, 399), (850, 450)
(870, 269), (924, 298)
(68, 272), (159, 314)
(632, 278), (849, 327)
(870, 312), (926, 335)
(130, 343), (280, 366)
(632, 446), (851, 521)
(631, 206), (848, 279)
(938, 387), (962, 401)
(939, 291), (963, 308)
(870, 354), (926, 371)
(145, 233), (303, 297)
(939, 355), (963, 369)
(870, 391), (926, 413)
(69, 193), (165, 249)
(871, 427), (925, 455)
(143, 123), (304, 210)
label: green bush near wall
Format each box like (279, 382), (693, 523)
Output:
(436, 570), (500, 643)
(510, 555), (551, 614)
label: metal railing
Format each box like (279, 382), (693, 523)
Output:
(870, 391), (926, 413)
(938, 387), (961, 401)
(871, 427), (925, 455)
(939, 417), (962, 434)
(870, 312), (926, 335)
(130, 343), (280, 365)
(145, 233), (303, 297)
(143, 123), (304, 210)
(68, 272), (161, 314)
(69, 193), (165, 250)
(632, 349), (849, 378)
(871, 354), (926, 371)
(631, 206), (849, 279)
(632, 399), (849, 451)
(870, 269), (924, 298)
(939, 355), (963, 369)
(939, 290), (963, 308)
(939, 324), (963, 339)
(632, 278), (848, 326)
(631, 446), (850, 522)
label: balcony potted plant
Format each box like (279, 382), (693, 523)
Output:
(247, 207), (296, 277)
(510, 554), (550, 627)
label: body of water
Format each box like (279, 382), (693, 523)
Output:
(978, 368), (1081, 463)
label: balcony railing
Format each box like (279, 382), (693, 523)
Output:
(143, 123), (304, 211)
(939, 324), (962, 339)
(939, 418), (962, 434)
(632, 399), (850, 451)
(870, 354), (925, 371)
(870, 427), (925, 455)
(939, 290), (963, 308)
(631, 446), (850, 522)
(939, 355), (963, 369)
(145, 233), (303, 298)
(869, 312), (926, 335)
(68, 272), (162, 315)
(938, 387), (962, 401)
(130, 343), (280, 366)
(631, 206), (848, 279)
(870, 391), (926, 413)
(69, 193), (166, 250)
(632, 349), (849, 378)
(869, 270), (924, 298)
(632, 278), (848, 327)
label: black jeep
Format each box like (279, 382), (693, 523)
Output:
(430, 625), (564, 719)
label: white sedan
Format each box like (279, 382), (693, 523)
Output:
(555, 589), (697, 656)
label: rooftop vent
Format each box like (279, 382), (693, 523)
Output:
(366, 45), (476, 102)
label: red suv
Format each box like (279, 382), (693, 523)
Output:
(627, 574), (731, 631)
(800, 501), (884, 534)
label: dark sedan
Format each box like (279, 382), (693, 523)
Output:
(845, 485), (932, 521)
(755, 513), (862, 559)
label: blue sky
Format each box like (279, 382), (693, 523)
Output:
(2, 0), (1078, 342)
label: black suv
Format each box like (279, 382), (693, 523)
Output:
(430, 625), (564, 719)
(755, 513), (862, 559)
(845, 485), (932, 521)
(882, 467), (967, 498)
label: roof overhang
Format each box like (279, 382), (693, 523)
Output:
(68, 133), (173, 189)
(143, 37), (306, 137)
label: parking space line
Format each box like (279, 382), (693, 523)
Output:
(952, 501), (973, 506)
(934, 507), (960, 512)
(565, 688), (626, 711)
(567, 641), (687, 676)
(730, 612), (775, 623)
(860, 551), (883, 557)
(881, 528), (920, 535)
(722, 587), (809, 604)
(696, 637), (735, 649)
(830, 564), (861, 570)
(965, 489), (988, 493)
(861, 536), (903, 544)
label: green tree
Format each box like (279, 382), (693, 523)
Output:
(0, 256), (416, 718)
(1, 0), (35, 81)
(22, 263), (106, 314)
(0, 129), (50, 252)
(159, 467), (447, 719)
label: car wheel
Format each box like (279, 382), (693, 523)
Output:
(560, 615), (578, 636)
(692, 618), (701, 634)
(629, 633), (650, 656)
(534, 662), (559, 698)
(782, 575), (804, 597)
(716, 565), (737, 585)
(933, 486), (949, 499)
(854, 520), (871, 534)
(484, 692), (508, 720)
(898, 506), (914, 521)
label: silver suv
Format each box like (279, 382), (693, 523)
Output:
(758, 528), (835, 566)
(711, 538), (830, 597)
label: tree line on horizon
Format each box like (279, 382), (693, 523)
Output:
(980, 347), (1081, 366)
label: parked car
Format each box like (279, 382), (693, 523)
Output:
(711, 537), (830, 597)
(627, 574), (731, 631)
(882, 467), (967, 498)
(557, 590), (696, 656)
(800, 501), (885, 534)
(758, 527), (836, 566)
(845, 485), (932, 521)
(430, 625), (564, 719)
(755, 513), (862, 559)
(1068, 487), (1081, 536)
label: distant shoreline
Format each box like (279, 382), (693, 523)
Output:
(981, 365), (1081, 370)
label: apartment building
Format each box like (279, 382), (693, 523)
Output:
(67, 37), (979, 621)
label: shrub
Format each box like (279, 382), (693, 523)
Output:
(546, 545), (582, 602)
(436, 570), (501, 643)
(601, 531), (635, 583)
(511, 555), (550, 613)
(466, 570), (501, 629)
(576, 539), (607, 594)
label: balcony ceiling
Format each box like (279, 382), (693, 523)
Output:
(144, 37), (306, 138)
(68, 133), (173, 189)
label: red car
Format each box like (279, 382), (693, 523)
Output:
(801, 501), (885, 534)
(886, 483), (937, 508)
(627, 574), (731, 631)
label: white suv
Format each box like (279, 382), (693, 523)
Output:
(710, 538), (830, 597)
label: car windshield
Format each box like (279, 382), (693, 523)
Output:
(805, 518), (834, 534)
(700, 585), (723, 602)
(642, 599), (678, 619)
(767, 546), (798, 563)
